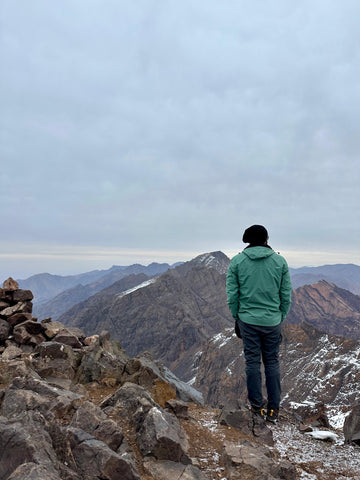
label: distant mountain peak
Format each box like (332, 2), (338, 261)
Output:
(191, 251), (230, 274)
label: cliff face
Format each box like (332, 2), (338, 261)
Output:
(60, 252), (233, 380)
(287, 280), (360, 339)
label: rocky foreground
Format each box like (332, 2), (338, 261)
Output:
(1, 278), (360, 480)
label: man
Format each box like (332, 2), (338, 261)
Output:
(226, 225), (292, 423)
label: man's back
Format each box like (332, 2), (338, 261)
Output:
(226, 246), (292, 326)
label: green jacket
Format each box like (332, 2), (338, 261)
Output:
(226, 246), (292, 326)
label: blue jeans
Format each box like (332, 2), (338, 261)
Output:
(238, 319), (282, 410)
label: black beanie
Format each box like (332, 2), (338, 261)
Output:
(242, 225), (268, 244)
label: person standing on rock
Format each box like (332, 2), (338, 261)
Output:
(226, 225), (292, 423)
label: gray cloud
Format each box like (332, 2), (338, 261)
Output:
(1, 0), (359, 276)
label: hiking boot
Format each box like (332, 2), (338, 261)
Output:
(251, 406), (266, 419)
(266, 408), (279, 424)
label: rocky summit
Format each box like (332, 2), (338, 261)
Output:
(1, 279), (360, 479)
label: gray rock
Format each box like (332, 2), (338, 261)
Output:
(137, 406), (191, 464)
(53, 330), (83, 348)
(0, 411), (59, 480)
(2, 345), (23, 360)
(12, 289), (34, 302)
(70, 400), (125, 451)
(75, 337), (129, 384)
(7, 462), (62, 480)
(36, 341), (75, 360)
(222, 440), (296, 480)
(43, 321), (68, 339)
(13, 320), (45, 345)
(1, 301), (32, 317)
(165, 399), (189, 419)
(0, 359), (41, 385)
(6, 312), (33, 326)
(1, 377), (84, 419)
(0, 318), (11, 341)
(101, 382), (156, 422)
(144, 459), (209, 480)
(3, 277), (19, 291)
(344, 403), (360, 445)
(71, 437), (141, 480)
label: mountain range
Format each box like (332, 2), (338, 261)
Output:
(19, 262), (175, 320)
(9, 252), (360, 416)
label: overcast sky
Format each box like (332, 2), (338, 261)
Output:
(1, 0), (359, 279)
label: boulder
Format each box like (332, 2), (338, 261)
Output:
(344, 404), (360, 445)
(84, 334), (99, 346)
(36, 341), (75, 360)
(222, 440), (296, 480)
(1, 301), (32, 317)
(43, 321), (68, 339)
(137, 406), (191, 464)
(53, 330), (83, 349)
(3, 277), (19, 291)
(13, 320), (45, 345)
(69, 434), (141, 480)
(165, 399), (189, 419)
(1, 345), (23, 360)
(144, 459), (209, 480)
(7, 462), (62, 480)
(75, 336), (128, 384)
(101, 382), (156, 420)
(12, 289), (34, 302)
(1, 377), (84, 419)
(71, 401), (125, 452)
(0, 318), (11, 341)
(0, 411), (60, 480)
(0, 359), (41, 386)
(7, 312), (33, 327)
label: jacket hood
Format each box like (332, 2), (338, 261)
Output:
(243, 246), (275, 260)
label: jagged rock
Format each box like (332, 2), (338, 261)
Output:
(33, 341), (79, 380)
(143, 459), (209, 479)
(1, 345), (23, 360)
(13, 320), (45, 345)
(53, 330), (83, 348)
(36, 341), (75, 360)
(0, 411), (60, 480)
(71, 401), (124, 451)
(222, 440), (296, 480)
(7, 462), (62, 480)
(43, 321), (68, 339)
(84, 334), (98, 346)
(69, 435), (141, 480)
(165, 399), (189, 419)
(101, 382), (156, 420)
(0, 318), (11, 341)
(137, 406), (191, 464)
(6, 312), (33, 326)
(344, 404), (360, 445)
(3, 277), (19, 291)
(1, 377), (83, 419)
(12, 289), (34, 302)
(1, 301), (32, 317)
(75, 335), (128, 384)
(0, 359), (41, 385)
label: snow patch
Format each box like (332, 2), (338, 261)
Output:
(305, 429), (338, 442)
(116, 278), (156, 298)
